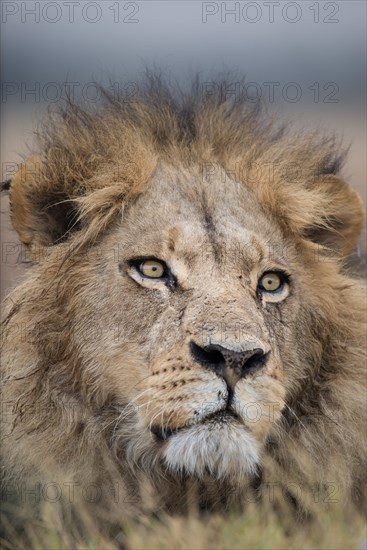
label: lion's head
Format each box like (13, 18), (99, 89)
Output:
(2, 76), (366, 516)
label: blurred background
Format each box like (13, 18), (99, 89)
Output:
(1, 0), (366, 298)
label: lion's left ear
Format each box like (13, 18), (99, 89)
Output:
(301, 176), (364, 257)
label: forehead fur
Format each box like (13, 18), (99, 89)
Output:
(39, 74), (343, 190)
(11, 73), (362, 257)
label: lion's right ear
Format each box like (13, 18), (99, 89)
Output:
(9, 156), (81, 249)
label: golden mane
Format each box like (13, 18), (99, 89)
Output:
(1, 74), (366, 544)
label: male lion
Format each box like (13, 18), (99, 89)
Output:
(1, 76), (366, 536)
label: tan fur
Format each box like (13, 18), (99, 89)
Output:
(1, 75), (366, 530)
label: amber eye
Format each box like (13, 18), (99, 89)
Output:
(258, 272), (284, 292)
(139, 259), (166, 279)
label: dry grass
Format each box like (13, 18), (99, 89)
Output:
(124, 511), (366, 550)
(1, 503), (366, 550)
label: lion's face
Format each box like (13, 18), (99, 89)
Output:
(68, 165), (315, 481)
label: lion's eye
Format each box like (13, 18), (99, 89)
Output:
(127, 257), (176, 289)
(258, 272), (284, 292)
(139, 259), (166, 279)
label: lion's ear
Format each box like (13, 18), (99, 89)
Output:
(298, 176), (364, 257)
(9, 156), (81, 248)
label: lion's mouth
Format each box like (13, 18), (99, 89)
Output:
(150, 409), (241, 442)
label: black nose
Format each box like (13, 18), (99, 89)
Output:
(190, 341), (267, 388)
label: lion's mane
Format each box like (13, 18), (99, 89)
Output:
(1, 74), (366, 528)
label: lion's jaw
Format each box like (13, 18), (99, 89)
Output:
(162, 414), (260, 480)
(133, 368), (285, 482)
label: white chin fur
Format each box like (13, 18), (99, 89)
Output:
(163, 420), (259, 481)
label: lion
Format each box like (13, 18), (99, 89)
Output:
(1, 75), (366, 538)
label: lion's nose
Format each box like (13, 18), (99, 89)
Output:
(190, 341), (267, 388)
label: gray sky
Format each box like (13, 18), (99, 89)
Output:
(1, 1), (366, 100)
